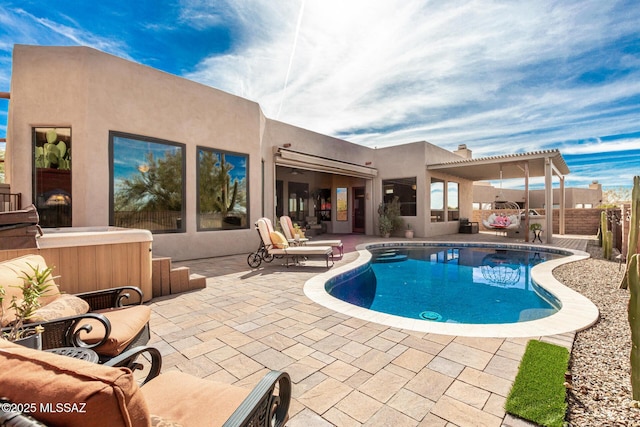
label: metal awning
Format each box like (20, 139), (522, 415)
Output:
(427, 149), (569, 180)
(274, 147), (378, 179)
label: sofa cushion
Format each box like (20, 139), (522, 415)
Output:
(0, 339), (150, 427)
(76, 305), (151, 356)
(27, 293), (90, 323)
(142, 370), (250, 426)
(0, 254), (61, 327)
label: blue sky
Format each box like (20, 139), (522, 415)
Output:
(1, 0), (639, 190)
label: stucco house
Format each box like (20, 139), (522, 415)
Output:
(3, 45), (568, 260)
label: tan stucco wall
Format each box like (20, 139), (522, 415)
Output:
(7, 45), (475, 259)
(8, 45), (264, 260)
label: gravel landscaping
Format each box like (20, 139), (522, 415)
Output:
(553, 241), (640, 426)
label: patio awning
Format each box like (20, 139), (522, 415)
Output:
(428, 149), (570, 243)
(274, 147), (378, 179)
(427, 149), (569, 181)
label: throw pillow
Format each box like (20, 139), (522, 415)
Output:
(27, 294), (90, 323)
(269, 231), (289, 249)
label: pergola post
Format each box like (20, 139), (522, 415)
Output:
(544, 158), (553, 243)
(559, 176), (566, 235)
(524, 162), (530, 242)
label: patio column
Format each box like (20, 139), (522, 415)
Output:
(524, 162), (530, 242)
(559, 175), (565, 235)
(544, 158), (553, 243)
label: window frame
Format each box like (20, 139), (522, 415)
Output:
(109, 131), (186, 234)
(196, 146), (250, 231)
(382, 177), (417, 216)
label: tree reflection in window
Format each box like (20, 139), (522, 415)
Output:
(110, 132), (185, 233)
(197, 147), (248, 230)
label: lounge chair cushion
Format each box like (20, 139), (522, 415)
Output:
(270, 231), (289, 249)
(0, 339), (150, 427)
(142, 370), (251, 426)
(77, 305), (152, 356)
(27, 293), (90, 323)
(0, 254), (61, 327)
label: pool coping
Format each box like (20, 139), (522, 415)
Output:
(304, 240), (600, 338)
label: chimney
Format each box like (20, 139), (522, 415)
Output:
(454, 144), (472, 159)
(589, 180), (601, 191)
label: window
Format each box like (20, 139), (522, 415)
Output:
(197, 147), (248, 230)
(33, 127), (72, 227)
(447, 181), (459, 221)
(288, 182), (308, 222)
(336, 187), (348, 221)
(110, 132), (185, 233)
(430, 178), (444, 222)
(383, 177), (416, 216)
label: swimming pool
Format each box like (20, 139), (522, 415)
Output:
(304, 242), (600, 337)
(326, 246), (562, 324)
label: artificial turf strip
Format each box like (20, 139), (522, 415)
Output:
(504, 340), (570, 427)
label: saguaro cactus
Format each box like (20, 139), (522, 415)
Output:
(621, 176), (640, 289)
(629, 253), (640, 400)
(213, 154), (238, 216)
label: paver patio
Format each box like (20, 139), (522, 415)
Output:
(149, 233), (590, 426)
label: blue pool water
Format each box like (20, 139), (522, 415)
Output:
(325, 246), (564, 324)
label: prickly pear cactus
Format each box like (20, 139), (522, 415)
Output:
(629, 253), (640, 400)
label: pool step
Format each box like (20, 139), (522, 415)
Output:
(374, 250), (408, 263)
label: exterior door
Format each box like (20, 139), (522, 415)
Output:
(352, 187), (365, 233)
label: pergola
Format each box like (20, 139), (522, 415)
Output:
(427, 149), (570, 243)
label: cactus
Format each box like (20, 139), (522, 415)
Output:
(628, 253), (640, 400)
(622, 176), (640, 289)
(601, 211), (612, 260)
(212, 154), (237, 216)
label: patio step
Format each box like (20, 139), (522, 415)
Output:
(152, 257), (206, 297)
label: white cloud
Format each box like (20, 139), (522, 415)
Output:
(0, 8), (130, 59)
(186, 0), (640, 160)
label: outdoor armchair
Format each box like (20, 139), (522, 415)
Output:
(0, 340), (291, 427)
(0, 254), (151, 362)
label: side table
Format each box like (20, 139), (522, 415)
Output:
(45, 347), (100, 363)
(532, 229), (543, 243)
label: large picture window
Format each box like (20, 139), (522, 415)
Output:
(33, 127), (72, 227)
(110, 132), (185, 233)
(383, 177), (416, 216)
(197, 147), (248, 230)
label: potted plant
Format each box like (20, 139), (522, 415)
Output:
(378, 196), (403, 237)
(378, 215), (394, 237)
(405, 223), (414, 239)
(0, 263), (55, 349)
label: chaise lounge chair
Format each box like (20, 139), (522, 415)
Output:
(0, 339), (291, 427)
(280, 215), (344, 257)
(247, 218), (333, 268)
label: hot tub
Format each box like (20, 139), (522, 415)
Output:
(0, 227), (153, 301)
